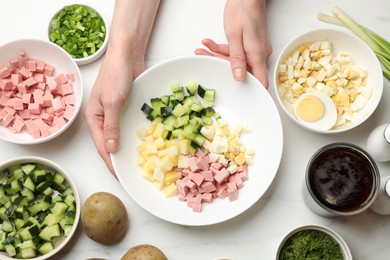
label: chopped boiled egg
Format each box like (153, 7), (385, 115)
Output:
(294, 91), (337, 130)
(278, 40), (372, 129)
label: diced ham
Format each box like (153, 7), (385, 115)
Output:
(175, 148), (250, 213)
(0, 79), (13, 91)
(11, 74), (22, 85)
(18, 51), (28, 68)
(0, 50), (77, 139)
(0, 65), (11, 78)
(18, 67), (31, 79)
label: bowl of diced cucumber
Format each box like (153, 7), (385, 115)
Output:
(0, 156), (80, 259)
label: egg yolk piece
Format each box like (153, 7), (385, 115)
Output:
(296, 96), (325, 122)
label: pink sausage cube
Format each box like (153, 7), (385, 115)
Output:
(227, 188), (238, 201)
(51, 97), (64, 112)
(66, 71), (75, 81)
(11, 74), (22, 85)
(27, 60), (36, 72)
(28, 103), (41, 115)
(17, 82), (28, 94)
(43, 64), (55, 76)
(35, 60), (45, 73)
(0, 65), (11, 78)
(200, 181), (216, 193)
(214, 168), (230, 184)
(0, 79), (13, 91)
(0, 113), (14, 127)
(60, 83), (73, 96)
(12, 117), (25, 132)
(190, 173), (204, 187)
(18, 67), (31, 79)
(55, 73), (68, 85)
(18, 51), (28, 68)
(13, 98), (24, 111)
(202, 193), (213, 203)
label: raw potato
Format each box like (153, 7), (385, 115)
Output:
(81, 192), (128, 245)
(121, 244), (168, 260)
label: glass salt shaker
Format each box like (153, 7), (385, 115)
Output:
(367, 123), (390, 215)
(366, 123), (390, 162)
(371, 176), (390, 215)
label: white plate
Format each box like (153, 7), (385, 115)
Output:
(111, 56), (283, 226)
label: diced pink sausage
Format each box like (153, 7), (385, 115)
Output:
(0, 79), (13, 91)
(11, 74), (22, 85)
(0, 65), (11, 78)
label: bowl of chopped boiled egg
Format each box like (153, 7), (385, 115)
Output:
(274, 28), (383, 133)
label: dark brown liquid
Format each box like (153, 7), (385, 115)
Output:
(308, 145), (375, 212)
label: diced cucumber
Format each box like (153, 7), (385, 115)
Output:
(5, 244), (16, 257)
(141, 103), (153, 116)
(161, 95), (170, 105)
(0, 162), (77, 258)
(2, 219), (14, 232)
(21, 164), (36, 175)
(38, 241), (54, 255)
(32, 169), (47, 184)
(19, 246), (37, 259)
(53, 172), (65, 185)
(39, 224), (61, 241)
(23, 176), (35, 191)
(186, 81), (198, 95)
(4, 179), (23, 194)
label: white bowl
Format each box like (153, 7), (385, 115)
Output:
(0, 39), (83, 145)
(48, 4), (109, 65)
(0, 156), (81, 260)
(276, 224), (352, 260)
(274, 28), (383, 134)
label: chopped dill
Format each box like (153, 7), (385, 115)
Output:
(279, 229), (344, 260)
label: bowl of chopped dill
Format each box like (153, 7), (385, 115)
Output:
(276, 224), (352, 260)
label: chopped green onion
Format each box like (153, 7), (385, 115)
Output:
(49, 4), (106, 59)
(318, 7), (390, 81)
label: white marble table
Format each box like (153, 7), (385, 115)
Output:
(1, 0), (390, 259)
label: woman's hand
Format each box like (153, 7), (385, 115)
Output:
(84, 0), (160, 177)
(84, 53), (144, 177)
(195, 0), (272, 88)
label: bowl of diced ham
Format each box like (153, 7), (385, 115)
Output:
(273, 28), (383, 134)
(0, 39), (83, 145)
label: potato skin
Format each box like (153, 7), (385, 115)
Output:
(121, 244), (168, 260)
(81, 192), (128, 245)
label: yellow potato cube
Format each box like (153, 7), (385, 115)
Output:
(160, 155), (177, 171)
(164, 171), (181, 185)
(177, 154), (189, 169)
(153, 122), (166, 138)
(234, 152), (247, 166)
(162, 183), (178, 197)
(179, 139), (191, 154)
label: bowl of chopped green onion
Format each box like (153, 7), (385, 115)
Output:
(0, 156), (80, 260)
(48, 4), (109, 66)
(276, 224), (352, 260)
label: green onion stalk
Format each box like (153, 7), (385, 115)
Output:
(317, 6), (390, 81)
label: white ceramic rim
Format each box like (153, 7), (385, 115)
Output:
(273, 28), (384, 134)
(0, 38), (83, 145)
(0, 156), (81, 260)
(276, 224), (353, 260)
(48, 4), (109, 66)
